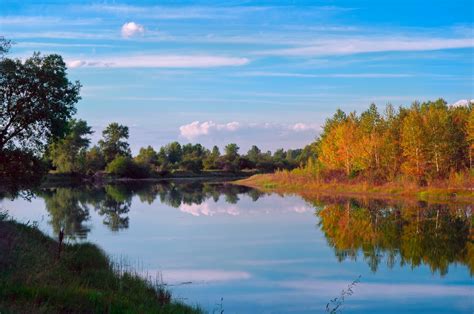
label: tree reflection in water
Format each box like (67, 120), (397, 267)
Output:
(34, 183), (473, 276)
(38, 181), (264, 237)
(311, 197), (473, 276)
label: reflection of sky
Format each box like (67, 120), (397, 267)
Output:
(2, 193), (473, 313)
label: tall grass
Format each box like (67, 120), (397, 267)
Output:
(0, 216), (202, 313)
(236, 162), (474, 201)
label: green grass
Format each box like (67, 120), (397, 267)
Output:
(0, 213), (202, 314)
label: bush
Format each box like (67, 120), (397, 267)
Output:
(180, 158), (203, 173)
(106, 156), (150, 178)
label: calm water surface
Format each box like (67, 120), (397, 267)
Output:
(1, 182), (473, 313)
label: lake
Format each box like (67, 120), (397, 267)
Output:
(1, 181), (472, 313)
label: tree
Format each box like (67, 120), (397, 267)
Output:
(224, 143), (239, 160)
(468, 109), (474, 169)
(49, 119), (92, 174)
(106, 155), (149, 178)
(401, 106), (427, 181)
(135, 145), (159, 168)
(0, 52), (81, 152)
(164, 142), (182, 165)
(319, 113), (361, 176)
(422, 100), (455, 178)
(203, 145), (220, 170)
(246, 145), (262, 163)
(85, 146), (106, 174)
(0, 37), (11, 58)
(98, 123), (131, 163)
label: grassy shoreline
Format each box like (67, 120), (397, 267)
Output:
(0, 213), (201, 314)
(235, 173), (474, 203)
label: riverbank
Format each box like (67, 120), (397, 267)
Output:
(0, 212), (201, 314)
(41, 170), (257, 187)
(235, 172), (474, 203)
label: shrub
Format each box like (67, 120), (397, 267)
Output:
(106, 156), (150, 178)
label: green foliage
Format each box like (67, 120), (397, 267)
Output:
(106, 156), (150, 179)
(224, 143), (239, 160)
(98, 123), (131, 163)
(85, 146), (106, 174)
(135, 145), (159, 167)
(49, 119), (92, 174)
(0, 52), (81, 152)
(0, 218), (202, 313)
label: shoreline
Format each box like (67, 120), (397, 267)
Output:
(0, 214), (202, 313)
(41, 171), (256, 187)
(234, 174), (474, 203)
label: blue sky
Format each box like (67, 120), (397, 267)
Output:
(1, 0), (473, 153)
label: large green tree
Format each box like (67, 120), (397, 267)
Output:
(98, 123), (131, 163)
(49, 119), (92, 174)
(0, 52), (81, 151)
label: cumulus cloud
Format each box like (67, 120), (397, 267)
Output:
(451, 99), (474, 107)
(121, 22), (145, 38)
(179, 121), (320, 140)
(64, 55), (249, 68)
(290, 123), (319, 132)
(179, 121), (241, 140)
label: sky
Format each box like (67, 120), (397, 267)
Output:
(1, 0), (473, 153)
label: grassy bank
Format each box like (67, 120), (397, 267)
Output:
(0, 212), (201, 314)
(236, 171), (474, 202)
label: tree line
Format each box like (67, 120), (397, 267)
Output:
(47, 119), (311, 178)
(300, 101), (473, 185)
(0, 38), (309, 184)
(1, 37), (472, 186)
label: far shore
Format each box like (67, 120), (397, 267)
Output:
(235, 173), (474, 203)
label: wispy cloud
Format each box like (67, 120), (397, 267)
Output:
(66, 55), (250, 68)
(257, 37), (474, 56)
(237, 71), (413, 78)
(81, 4), (272, 20)
(0, 16), (101, 26)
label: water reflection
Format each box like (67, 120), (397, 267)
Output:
(17, 182), (474, 277)
(37, 182), (263, 236)
(310, 197), (473, 276)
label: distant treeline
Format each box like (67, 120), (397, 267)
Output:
(46, 120), (313, 178)
(284, 99), (474, 185)
(0, 38), (310, 186)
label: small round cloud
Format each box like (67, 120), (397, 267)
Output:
(121, 22), (145, 38)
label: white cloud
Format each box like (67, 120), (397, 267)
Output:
(451, 99), (474, 107)
(290, 123), (320, 132)
(67, 60), (86, 68)
(65, 55), (250, 68)
(179, 121), (320, 140)
(179, 121), (241, 140)
(121, 22), (145, 38)
(257, 37), (474, 57)
(179, 203), (240, 216)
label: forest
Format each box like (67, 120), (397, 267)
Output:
(242, 100), (474, 192)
